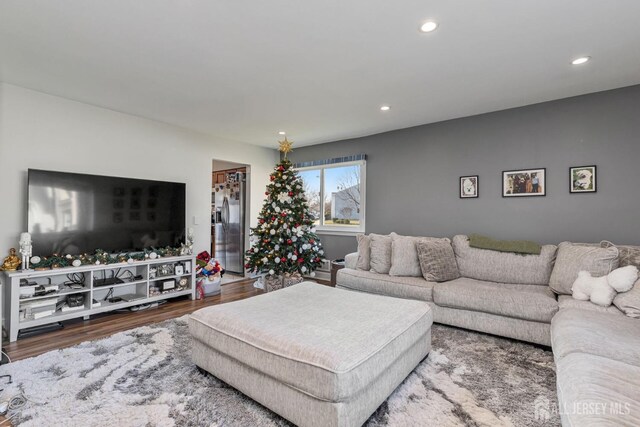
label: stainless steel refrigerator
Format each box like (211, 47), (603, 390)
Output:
(214, 172), (246, 275)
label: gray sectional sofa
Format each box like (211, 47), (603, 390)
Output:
(339, 234), (559, 345)
(337, 234), (640, 426)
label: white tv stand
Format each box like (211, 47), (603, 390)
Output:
(3, 255), (196, 342)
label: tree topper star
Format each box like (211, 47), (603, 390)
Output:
(278, 136), (293, 158)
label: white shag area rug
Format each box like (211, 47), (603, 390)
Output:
(0, 316), (559, 426)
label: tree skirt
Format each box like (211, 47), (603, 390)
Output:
(0, 317), (559, 426)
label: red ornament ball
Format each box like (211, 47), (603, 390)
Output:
(287, 239), (292, 244)
(288, 191), (294, 196)
(270, 176), (275, 181)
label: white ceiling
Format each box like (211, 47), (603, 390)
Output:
(2, 1), (640, 148)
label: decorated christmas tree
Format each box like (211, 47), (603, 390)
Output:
(245, 137), (325, 279)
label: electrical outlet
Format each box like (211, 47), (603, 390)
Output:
(193, 215), (199, 225)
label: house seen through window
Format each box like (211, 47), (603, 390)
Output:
(296, 160), (365, 233)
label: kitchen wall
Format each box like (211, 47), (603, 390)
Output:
(288, 85), (640, 259)
(0, 83), (279, 257)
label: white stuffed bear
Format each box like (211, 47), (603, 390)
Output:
(572, 265), (639, 307)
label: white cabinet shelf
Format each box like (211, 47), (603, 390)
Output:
(149, 273), (192, 282)
(19, 287), (91, 302)
(3, 255), (196, 342)
(92, 279), (148, 290)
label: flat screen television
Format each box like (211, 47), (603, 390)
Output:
(28, 169), (186, 255)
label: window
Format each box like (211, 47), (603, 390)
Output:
(296, 159), (366, 233)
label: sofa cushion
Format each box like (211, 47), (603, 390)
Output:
(614, 279), (640, 318)
(432, 278), (558, 323)
(355, 234), (371, 271)
(452, 235), (558, 286)
(369, 233), (392, 274)
(389, 233), (452, 277)
(336, 268), (434, 301)
(549, 242), (619, 295)
(556, 353), (640, 427)
(416, 239), (459, 282)
(557, 295), (624, 316)
(388, 233), (423, 277)
(551, 308), (640, 367)
(189, 283), (433, 402)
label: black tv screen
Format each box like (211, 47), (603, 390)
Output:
(28, 169), (186, 255)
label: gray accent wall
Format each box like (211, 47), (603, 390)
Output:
(289, 85), (640, 259)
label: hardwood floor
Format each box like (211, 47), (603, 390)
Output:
(3, 279), (264, 362)
(3, 278), (331, 362)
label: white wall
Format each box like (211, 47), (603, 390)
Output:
(0, 83), (278, 257)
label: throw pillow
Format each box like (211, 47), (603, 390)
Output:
(369, 233), (393, 274)
(355, 234), (371, 271)
(549, 242), (619, 295)
(600, 241), (640, 268)
(614, 279), (640, 318)
(417, 239), (459, 282)
(388, 233), (422, 277)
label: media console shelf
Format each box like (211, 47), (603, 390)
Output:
(3, 255), (196, 342)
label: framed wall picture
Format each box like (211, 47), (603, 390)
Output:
(570, 165), (597, 193)
(502, 168), (546, 197)
(460, 175), (478, 198)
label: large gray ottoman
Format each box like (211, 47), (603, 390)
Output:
(189, 282), (432, 427)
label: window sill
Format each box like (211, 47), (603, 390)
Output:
(316, 229), (362, 237)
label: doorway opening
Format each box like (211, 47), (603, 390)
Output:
(212, 159), (250, 285)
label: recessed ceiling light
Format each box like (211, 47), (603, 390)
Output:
(420, 21), (438, 33)
(380, 105), (391, 111)
(571, 56), (591, 65)
(278, 131), (286, 135)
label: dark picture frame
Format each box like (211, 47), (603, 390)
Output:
(570, 165), (597, 193)
(502, 168), (546, 197)
(460, 175), (479, 198)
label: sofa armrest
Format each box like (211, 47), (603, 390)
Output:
(345, 252), (358, 269)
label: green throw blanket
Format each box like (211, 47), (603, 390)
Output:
(469, 234), (542, 255)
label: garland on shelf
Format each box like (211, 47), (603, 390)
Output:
(29, 246), (186, 270)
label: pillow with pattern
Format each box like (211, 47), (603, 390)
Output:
(600, 241), (640, 268)
(417, 239), (459, 282)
